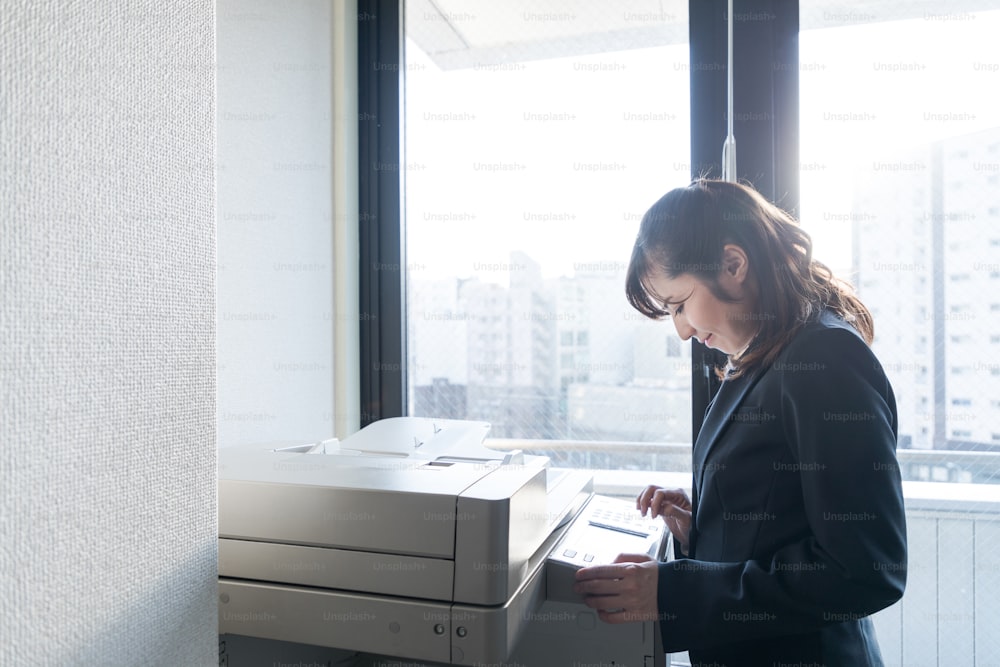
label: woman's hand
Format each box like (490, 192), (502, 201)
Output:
(574, 554), (660, 623)
(637, 486), (692, 555)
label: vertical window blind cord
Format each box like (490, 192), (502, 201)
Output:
(722, 0), (737, 183)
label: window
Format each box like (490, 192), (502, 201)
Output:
(404, 1), (691, 448)
(800, 10), (1000, 418)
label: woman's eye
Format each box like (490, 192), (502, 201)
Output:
(674, 304), (684, 314)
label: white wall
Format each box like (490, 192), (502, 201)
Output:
(216, 0), (337, 447)
(0, 1), (217, 665)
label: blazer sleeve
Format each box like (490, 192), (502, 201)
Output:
(656, 325), (907, 652)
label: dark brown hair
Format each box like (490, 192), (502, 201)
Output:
(625, 179), (873, 378)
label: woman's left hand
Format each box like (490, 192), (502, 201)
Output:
(574, 553), (660, 623)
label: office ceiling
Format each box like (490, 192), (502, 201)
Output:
(407, 0), (999, 70)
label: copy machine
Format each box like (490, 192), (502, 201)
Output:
(219, 418), (669, 666)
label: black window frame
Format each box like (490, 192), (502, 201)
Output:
(357, 0), (799, 443)
(357, 0), (406, 426)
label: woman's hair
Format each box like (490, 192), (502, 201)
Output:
(625, 179), (873, 378)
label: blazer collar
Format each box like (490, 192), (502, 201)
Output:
(692, 366), (766, 493)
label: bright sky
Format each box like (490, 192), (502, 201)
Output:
(404, 39), (690, 285)
(799, 10), (1000, 275)
(404, 10), (1000, 286)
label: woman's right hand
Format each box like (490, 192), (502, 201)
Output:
(637, 486), (692, 556)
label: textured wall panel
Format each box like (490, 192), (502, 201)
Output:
(0, 1), (217, 665)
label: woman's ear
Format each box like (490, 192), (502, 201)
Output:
(720, 243), (750, 284)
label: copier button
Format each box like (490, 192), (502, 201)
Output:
(563, 549), (577, 558)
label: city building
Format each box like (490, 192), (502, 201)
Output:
(852, 126), (1000, 456)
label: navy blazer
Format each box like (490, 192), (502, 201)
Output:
(657, 311), (907, 666)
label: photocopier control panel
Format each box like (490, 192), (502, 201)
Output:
(546, 495), (668, 604)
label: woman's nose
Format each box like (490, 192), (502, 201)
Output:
(672, 314), (695, 341)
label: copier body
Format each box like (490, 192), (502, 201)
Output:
(218, 418), (668, 666)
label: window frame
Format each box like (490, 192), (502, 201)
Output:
(357, 0), (406, 426)
(357, 0), (800, 442)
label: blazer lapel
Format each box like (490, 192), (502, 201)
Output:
(692, 367), (766, 493)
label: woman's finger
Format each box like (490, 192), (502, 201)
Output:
(659, 503), (692, 521)
(636, 485), (660, 515)
(612, 553), (653, 564)
(575, 563), (627, 582)
(575, 579), (628, 596)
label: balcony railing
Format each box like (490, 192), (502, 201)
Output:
(487, 439), (1000, 485)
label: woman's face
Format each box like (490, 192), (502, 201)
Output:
(644, 246), (759, 356)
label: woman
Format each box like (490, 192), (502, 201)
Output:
(574, 179), (907, 666)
